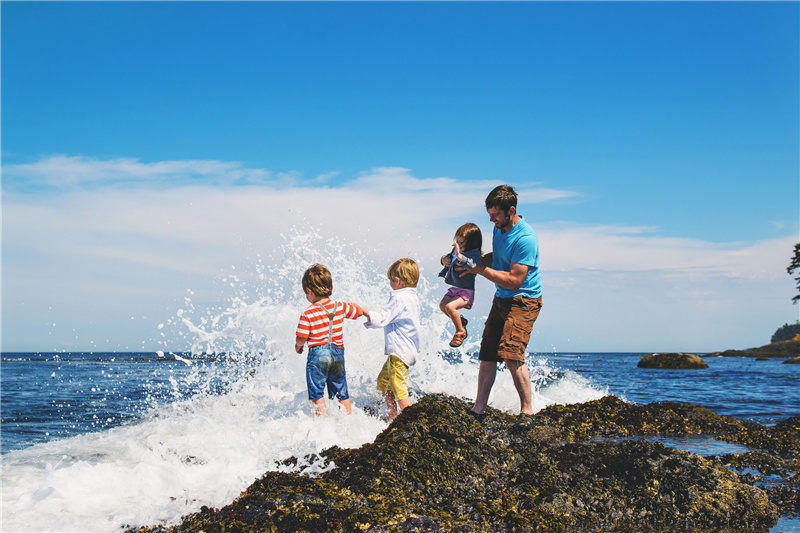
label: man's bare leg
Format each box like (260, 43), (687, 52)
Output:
(505, 358), (533, 415)
(470, 360), (498, 415)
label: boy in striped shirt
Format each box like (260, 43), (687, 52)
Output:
(295, 264), (368, 417)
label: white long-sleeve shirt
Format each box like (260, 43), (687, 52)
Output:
(364, 287), (421, 367)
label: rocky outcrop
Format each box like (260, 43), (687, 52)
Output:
(783, 356), (800, 364)
(637, 352), (709, 369)
(707, 337), (800, 359)
(135, 395), (797, 533)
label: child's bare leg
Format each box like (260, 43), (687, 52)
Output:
(339, 398), (352, 415)
(312, 398), (328, 417)
(444, 298), (470, 334)
(397, 397), (412, 411)
(383, 390), (399, 420)
(439, 296), (462, 333)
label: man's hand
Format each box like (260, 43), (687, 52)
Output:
(457, 253), (491, 276)
(458, 254), (529, 291)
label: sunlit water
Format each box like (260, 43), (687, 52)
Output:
(2, 230), (798, 532)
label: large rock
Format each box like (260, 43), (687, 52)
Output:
(783, 356), (800, 364)
(134, 395), (791, 533)
(637, 352), (709, 369)
(707, 337), (800, 359)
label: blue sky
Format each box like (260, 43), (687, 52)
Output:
(2, 1), (798, 353)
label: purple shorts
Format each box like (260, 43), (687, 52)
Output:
(444, 286), (475, 309)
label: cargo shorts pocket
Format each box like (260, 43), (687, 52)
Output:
(498, 296), (542, 361)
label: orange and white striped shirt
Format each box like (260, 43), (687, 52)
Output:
(296, 299), (363, 348)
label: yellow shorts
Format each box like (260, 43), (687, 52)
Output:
(376, 355), (409, 401)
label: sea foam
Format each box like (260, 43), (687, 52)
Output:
(1, 229), (606, 532)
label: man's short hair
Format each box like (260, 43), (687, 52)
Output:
(302, 264), (333, 297)
(485, 185), (518, 212)
(387, 258), (419, 288)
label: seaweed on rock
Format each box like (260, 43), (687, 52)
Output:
(136, 395), (795, 533)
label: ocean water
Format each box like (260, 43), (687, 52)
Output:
(2, 231), (799, 533)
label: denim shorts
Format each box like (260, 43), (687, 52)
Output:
(306, 344), (349, 401)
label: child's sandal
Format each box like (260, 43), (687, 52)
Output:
(449, 331), (467, 348)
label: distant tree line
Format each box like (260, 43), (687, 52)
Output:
(772, 244), (800, 343)
(771, 321), (800, 343)
(790, 242), (800, 304)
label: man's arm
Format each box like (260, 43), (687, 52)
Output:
(478, 261), (529, 290)
(462, 254), (529, 291)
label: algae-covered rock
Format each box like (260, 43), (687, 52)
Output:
(135, 395), (793, 533)
(637, 352), (709, 369)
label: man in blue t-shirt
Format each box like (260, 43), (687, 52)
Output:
(461, 185), (543, 421)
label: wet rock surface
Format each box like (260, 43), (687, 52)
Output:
(637, 353), (709, 369)
(135, 395), (797, 533)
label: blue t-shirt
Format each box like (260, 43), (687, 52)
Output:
(492, 217), (542, 299)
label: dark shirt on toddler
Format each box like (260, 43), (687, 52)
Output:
(438, 248), (481, 291)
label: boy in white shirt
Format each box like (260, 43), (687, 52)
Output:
(363, 258), (422, 421)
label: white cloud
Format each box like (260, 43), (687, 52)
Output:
(314, 171), (341, 183)
(539, 222), (793, 281)
(351, 167), (579, 203)
(3, 155), (277, 189)
(2, 155), (796, 352)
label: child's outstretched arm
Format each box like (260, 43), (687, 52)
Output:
(364, 299), (402, 329)
(347, 303), (370, 321)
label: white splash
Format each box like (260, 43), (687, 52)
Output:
(0, 228), (606, 532)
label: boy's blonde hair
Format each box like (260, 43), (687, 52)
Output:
(387, 258), (419, 288)
(302, 264), (333, 297)
(455, 222), (482, 252)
